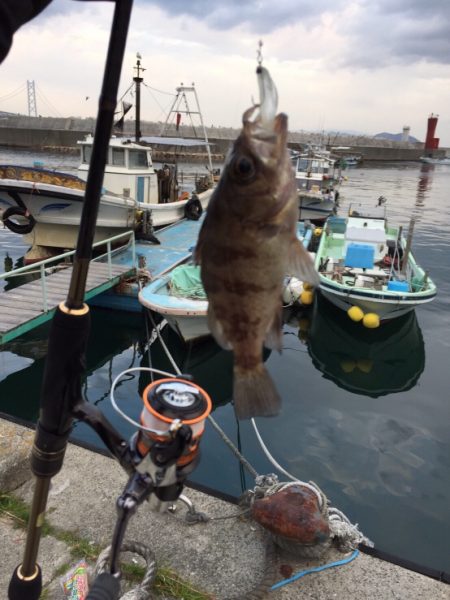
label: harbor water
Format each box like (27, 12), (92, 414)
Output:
(0, 149), (449, 576)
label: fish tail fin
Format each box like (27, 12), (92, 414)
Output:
(233, 365), (281, 420)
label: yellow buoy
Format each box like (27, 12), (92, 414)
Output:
(340, 359), (356, 373)
(347, 306), (364, 322)
(314, 228), (322, 237)
(300, 290), (314, 306)
(363, 313), (380, 329)
(303, 282), (314, 291)
(357, 359), (374, 373)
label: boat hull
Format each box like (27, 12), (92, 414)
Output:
(143, 188), (213, 228)
(165, 313), (209, 342)
(0, 175), (213, 253)
(319, 283), (435, 321)
(298, 194), (336, 223)
(0, 178), (137, 249)
(138, 272), (209, 343)
(420, 156), (450, 165)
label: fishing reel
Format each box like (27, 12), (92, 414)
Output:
(75, 372), (213, 584)
(129, 377), (212, 512)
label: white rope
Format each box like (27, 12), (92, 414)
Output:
(250, 418), (324, 509)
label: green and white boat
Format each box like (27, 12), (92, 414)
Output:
(314, 203), (437, 326)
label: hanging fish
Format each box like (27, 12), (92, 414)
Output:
(195, 65), (319, 420)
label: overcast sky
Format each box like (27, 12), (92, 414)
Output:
(1, 0), (450, 144)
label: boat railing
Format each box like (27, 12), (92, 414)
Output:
(0, 230), (136, 312)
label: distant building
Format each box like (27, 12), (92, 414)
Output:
(401, 126), (410, 142)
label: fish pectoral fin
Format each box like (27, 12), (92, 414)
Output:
(207, 305), (232, 350)
(288, 239), (320, 286)
(264, 308), (283, 352)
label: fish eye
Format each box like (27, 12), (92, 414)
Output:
(233, 156), (255, 180)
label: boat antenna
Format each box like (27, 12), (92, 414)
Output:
(7, 2), (133, 599)
(134, 52), (144, 142)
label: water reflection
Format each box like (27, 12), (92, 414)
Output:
(139, 326), (235, 409)
(0, 308), (243, 427)
(416, 164), (434, 209)
(290, 296), (425, 397)
(0, 310), (146, 422)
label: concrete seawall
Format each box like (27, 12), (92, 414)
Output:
(0, 123), (433, 162)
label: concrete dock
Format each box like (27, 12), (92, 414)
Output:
(0, 418), (448, 599)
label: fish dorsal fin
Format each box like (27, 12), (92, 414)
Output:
(288, 239), (320, 286)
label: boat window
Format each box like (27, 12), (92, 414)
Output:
(129, 150), (148, 168)
(82, 145), (92, 164)
(297, 158), (309, 171)
(112, 148), (125, 166)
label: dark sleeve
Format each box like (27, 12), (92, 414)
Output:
(0, 0), (53, 63)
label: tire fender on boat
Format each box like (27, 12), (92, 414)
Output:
(2, 205), (36, 234)
(184, 193), (203, 221)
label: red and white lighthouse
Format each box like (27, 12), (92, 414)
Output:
(424, 113), (439, 151)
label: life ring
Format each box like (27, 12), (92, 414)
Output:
(2, 206), (36, 235)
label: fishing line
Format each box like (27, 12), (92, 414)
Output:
(110, 365), (177, 436)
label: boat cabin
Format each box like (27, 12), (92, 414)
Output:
(77, 135), (159, 204)
(292, 153), (336, 192)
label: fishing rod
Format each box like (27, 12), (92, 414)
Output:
(7, 1), (134, 598)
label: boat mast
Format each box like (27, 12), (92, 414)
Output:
(401, 217), (415, 276)
(133, 53), (144, 142)
(160, 84), (214, 178)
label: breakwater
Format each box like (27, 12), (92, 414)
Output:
(0, 117), (434, 162)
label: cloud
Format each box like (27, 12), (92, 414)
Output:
(338, 0), (450, 68)
(2, 0), (450, 145)
(137, 0), (346, 33)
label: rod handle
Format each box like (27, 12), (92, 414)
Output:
(8, 564), (42, 600)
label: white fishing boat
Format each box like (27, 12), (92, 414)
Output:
(419, 156), (450, 165)
(0, 55), (214, 262)
(340, 155), (362, 167)
(139, 223), (315, 342)
(291, 147), (341, 223)
(315, 203), (436, 326)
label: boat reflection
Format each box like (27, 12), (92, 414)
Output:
(0, 308), (252, 427)
(139, 325), (234, 408)
(0, 310), (147, 423)
(289, 295), (425, 397)
(139, 324), (272, 410)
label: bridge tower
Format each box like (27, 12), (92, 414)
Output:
(27, 80), (37, 117)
